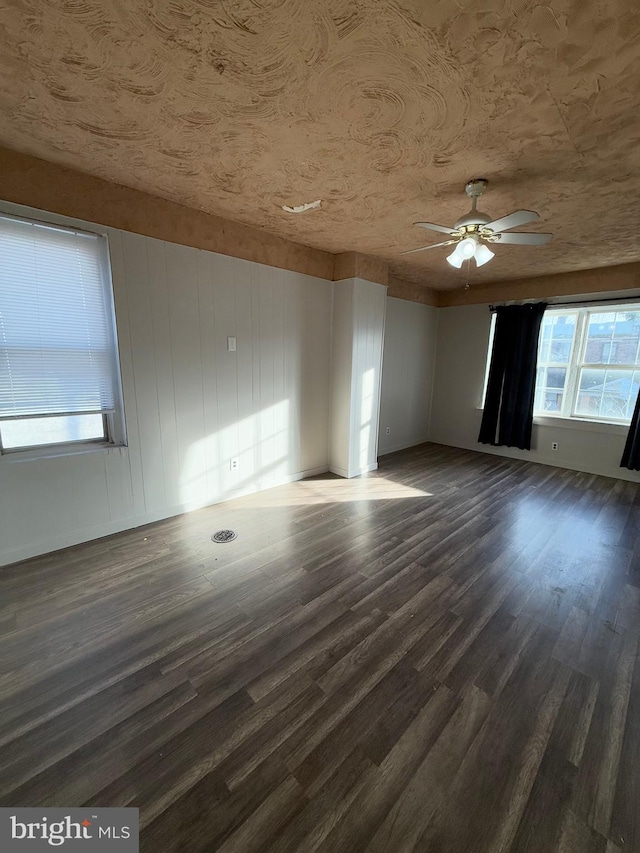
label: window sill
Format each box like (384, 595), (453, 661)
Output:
(532, 415), (628, 435)
(0, 442), (127, 463)
(475, 408), (628, 436)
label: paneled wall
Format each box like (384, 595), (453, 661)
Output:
(328, 282), (354, 477)
(379, 298), (438, 455)
(0, 202), (332, 566)
(329, 278), (387, 478)
(350, 279), (387, 476)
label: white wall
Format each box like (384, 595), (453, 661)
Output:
(379, 297), (438, 455)
(429, 303), (640, 483)
(329, 278), (387, 478)
(0, 202), (332, 566)
(328, 282), (353, 477)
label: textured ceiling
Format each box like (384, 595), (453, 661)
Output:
(1, 0), (640, 289)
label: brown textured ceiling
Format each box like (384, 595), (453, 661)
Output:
(1, 0), (640, 290)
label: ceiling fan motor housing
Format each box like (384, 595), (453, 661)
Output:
(454, 210), (492, 229)
(455, 178), (492, 229)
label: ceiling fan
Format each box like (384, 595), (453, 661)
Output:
(402, 179), (552, 268)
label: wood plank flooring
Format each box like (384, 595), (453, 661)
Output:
(1, 442), (639, 852)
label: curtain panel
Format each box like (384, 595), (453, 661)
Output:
(479, 302), (547, 451)
(621, 390), (640, 470)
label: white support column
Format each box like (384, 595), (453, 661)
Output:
(329, 277), (387, 478)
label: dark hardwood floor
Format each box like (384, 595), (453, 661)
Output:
(1, 443), (639, 852)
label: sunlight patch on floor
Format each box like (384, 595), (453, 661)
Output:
(228, 475), (432, 507)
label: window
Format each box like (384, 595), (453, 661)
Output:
(0, 212), (125, 454)
(534, 305), (640, 423)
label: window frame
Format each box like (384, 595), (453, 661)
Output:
(0, 208), (127, 460)
(534, 304), (640, 426)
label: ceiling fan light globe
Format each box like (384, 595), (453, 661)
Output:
(474, 244), (495, 267)
(446, 250), (464, 269)
(458, 237), (477, 259)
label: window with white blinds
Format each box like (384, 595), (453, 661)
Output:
(0, 212), (124, 453)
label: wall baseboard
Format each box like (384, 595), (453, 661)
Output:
(428, 436), (640, 483)
(349, 462), (379, 477)
(0, 464), (330, 568)
(328, 461), (379, 478)
(379, 436), (430, 456)
(328, 465), (348, 478)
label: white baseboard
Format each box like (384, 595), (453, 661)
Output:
(328, 464), (349, 478)
(0, 464), (330, 568)
(328, 461), (378, 479)
(353, 462), (378, 477)
(379, 436), (430, 456)
(428, 437), (640, 483)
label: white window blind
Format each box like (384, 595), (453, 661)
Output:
(0, 214), (119, 420)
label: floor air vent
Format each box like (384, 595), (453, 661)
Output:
(211, 530), (237, 543)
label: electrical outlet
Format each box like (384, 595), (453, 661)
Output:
(385, 427), (391, 435)
(227, 336), (237, 352)
(230, 457), (239, 471)
(552, 442), (558, 451)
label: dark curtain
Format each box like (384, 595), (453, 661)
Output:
(478, 302), (547, 450)
(621, 390), (640, 469)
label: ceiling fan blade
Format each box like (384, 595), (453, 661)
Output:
(496, 232), (552, 246)
(413, 221), (456, 235)
(401, 240), (455, 255)
(485, 210), (540, 233)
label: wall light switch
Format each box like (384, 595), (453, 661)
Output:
(227, 336), (237, 352)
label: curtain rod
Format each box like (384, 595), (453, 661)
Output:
(489, 294), (640, 312)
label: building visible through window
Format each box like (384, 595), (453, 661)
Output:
(533, 306), (640, 423)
